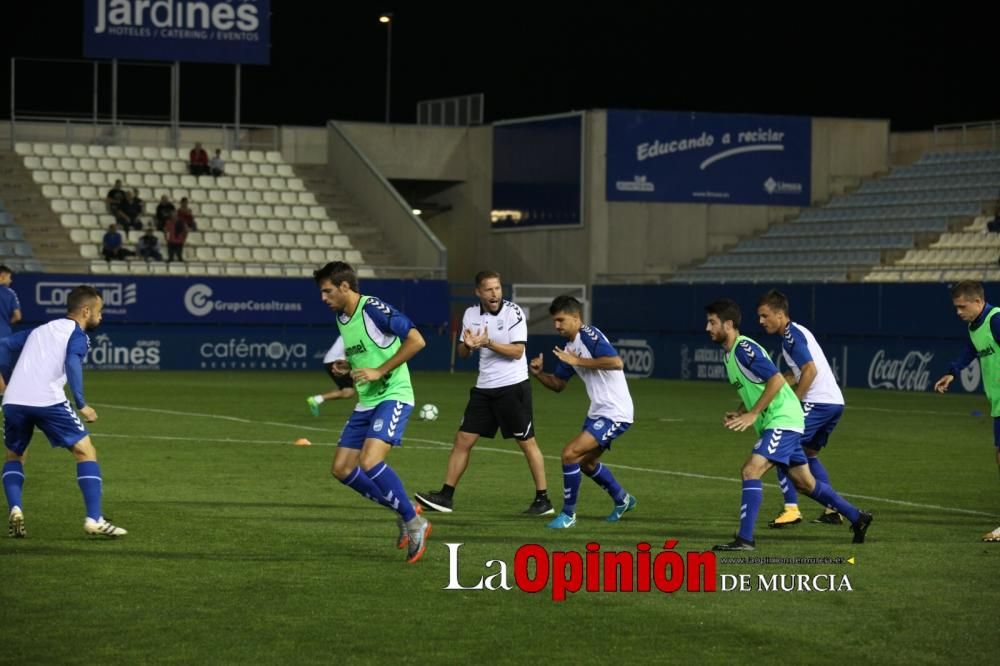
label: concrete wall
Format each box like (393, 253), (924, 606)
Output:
(325, 113), (894, 284)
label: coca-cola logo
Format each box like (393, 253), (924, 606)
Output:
(867, 350), (933, 391)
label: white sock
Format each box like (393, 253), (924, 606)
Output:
(312, 395), (325, 404)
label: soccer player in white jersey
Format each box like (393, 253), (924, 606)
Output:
(530, 295), (637, 529)
(306, 336), (356, 416)
(415, 271), (552, 515)
(0, 285), (126, 538)
(757, 290), (847, 527)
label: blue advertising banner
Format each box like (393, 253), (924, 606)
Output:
(606, 110), (811, 205)
(83, 0), (271, 65)
(581, 332), (982, 396)
(14, 274), (448, 326)
(81, 325), (453, 371)
(491, 113), (583, 230)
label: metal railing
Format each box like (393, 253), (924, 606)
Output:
(933, 120), (1000, 149)
(6, 116), (280, 152)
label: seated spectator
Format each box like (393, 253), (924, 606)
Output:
(189, 142), (210, 176)
(164, 212), (192, 263)
(132, 188), (146, 216)
(105, 179), (126, 215)
(102, 223), (134, 261)
(210, 149), (225, 177)
(987, 209), (1000, 234)
(177, 197), (197, 232)
(116, 191), (144, 231)
(155, 195), (176, 231)
(137, 228), (163, 262)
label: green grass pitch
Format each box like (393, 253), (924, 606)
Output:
(2, 371), (998, 664)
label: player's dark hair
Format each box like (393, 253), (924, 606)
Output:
(67, 285), (101, 313)
(950, 280), (984, 301)
(0, 265), (12, 276)
(705, 298), (742, 329)
(549, 294), (582, 316)
(474, 270), (501, 287)
(313, 261), (358, 291)
(758, 289), (790, 315)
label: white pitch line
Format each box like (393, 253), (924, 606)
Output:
(93, 404), (1000, 519)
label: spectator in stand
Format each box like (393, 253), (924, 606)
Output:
(131, 188), (146, 217)
(189, 142), (210, 176)
(0, 265), (22, 339)
(102, 223), (134, 262)
(137, 228), (163, 262)
(177, 197), (197, 232)
(116, 191), (144, 231)
(164, 212), (193, 263)
(987, 206), (1000, 234)
(155, 195), (175, 232)
(105, 179), (126, 216)
(210, 149), (225, 177)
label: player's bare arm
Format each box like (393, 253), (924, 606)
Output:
(529, 353), (566, 392)
(725, 374), (786, 432)
(352, 328), (426, 384)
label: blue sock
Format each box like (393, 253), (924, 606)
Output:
(365, 462), (416, 522)
(340, 466), (392, 509)
(808, 481), (860, 524)
(3, 461), (25, 510)
(738, 480), (764, 542)
(562, 463), (582, 516)
(807, 457), (831, 485)
(776, 466), (798, 505)
(586, 463), (627, 503)
(76, 461), (102, 521)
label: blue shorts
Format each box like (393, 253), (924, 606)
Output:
(3, 402), (89, 456)
(583, 417), (632, 450)
(338, 401), (414, 449)
(752, 428), (807, 467)
(994, 417), (1000, 449)
(801, 402), (844, 451)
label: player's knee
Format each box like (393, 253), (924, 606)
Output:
(740, 465), (761, 481)
(331, 460), (354, 480)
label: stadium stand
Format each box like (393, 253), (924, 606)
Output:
(0, 199), (42, 272)
(671, 150), (1000, 284)
(11, 142), (373, 277)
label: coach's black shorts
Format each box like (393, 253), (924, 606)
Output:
(460, 379), (535, 440)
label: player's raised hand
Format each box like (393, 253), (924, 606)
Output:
(933, 374), (954, 394)
(529, 353), (544, 375)
(552, 346), (580, 366)
(79, 406), (98, 423)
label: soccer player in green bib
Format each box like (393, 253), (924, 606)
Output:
(314, 261), (431, 563)
(704, 298), (872, 551)
(934, 280), (1000, 542)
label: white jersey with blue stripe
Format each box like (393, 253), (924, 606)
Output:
(553, 325), (634, 423)
(781, 322), (844, 406)
(3, 319), (90, 408)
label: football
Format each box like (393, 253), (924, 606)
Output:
(419, 404), (439, 421)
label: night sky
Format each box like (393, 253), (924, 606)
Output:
(1, 1), (995, 131)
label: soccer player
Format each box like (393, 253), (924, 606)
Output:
(0, 265), (22, 339)
(757, 289), (847, 527)
(306, 335), (356, 416)
(415, 271), (552, 516)
(704, 298), (871, 551)
(0, 285), (126, 538)
(314, 261), (431, 563)
(933, 280), (1000, 542)
(529, 295), (637, 529)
